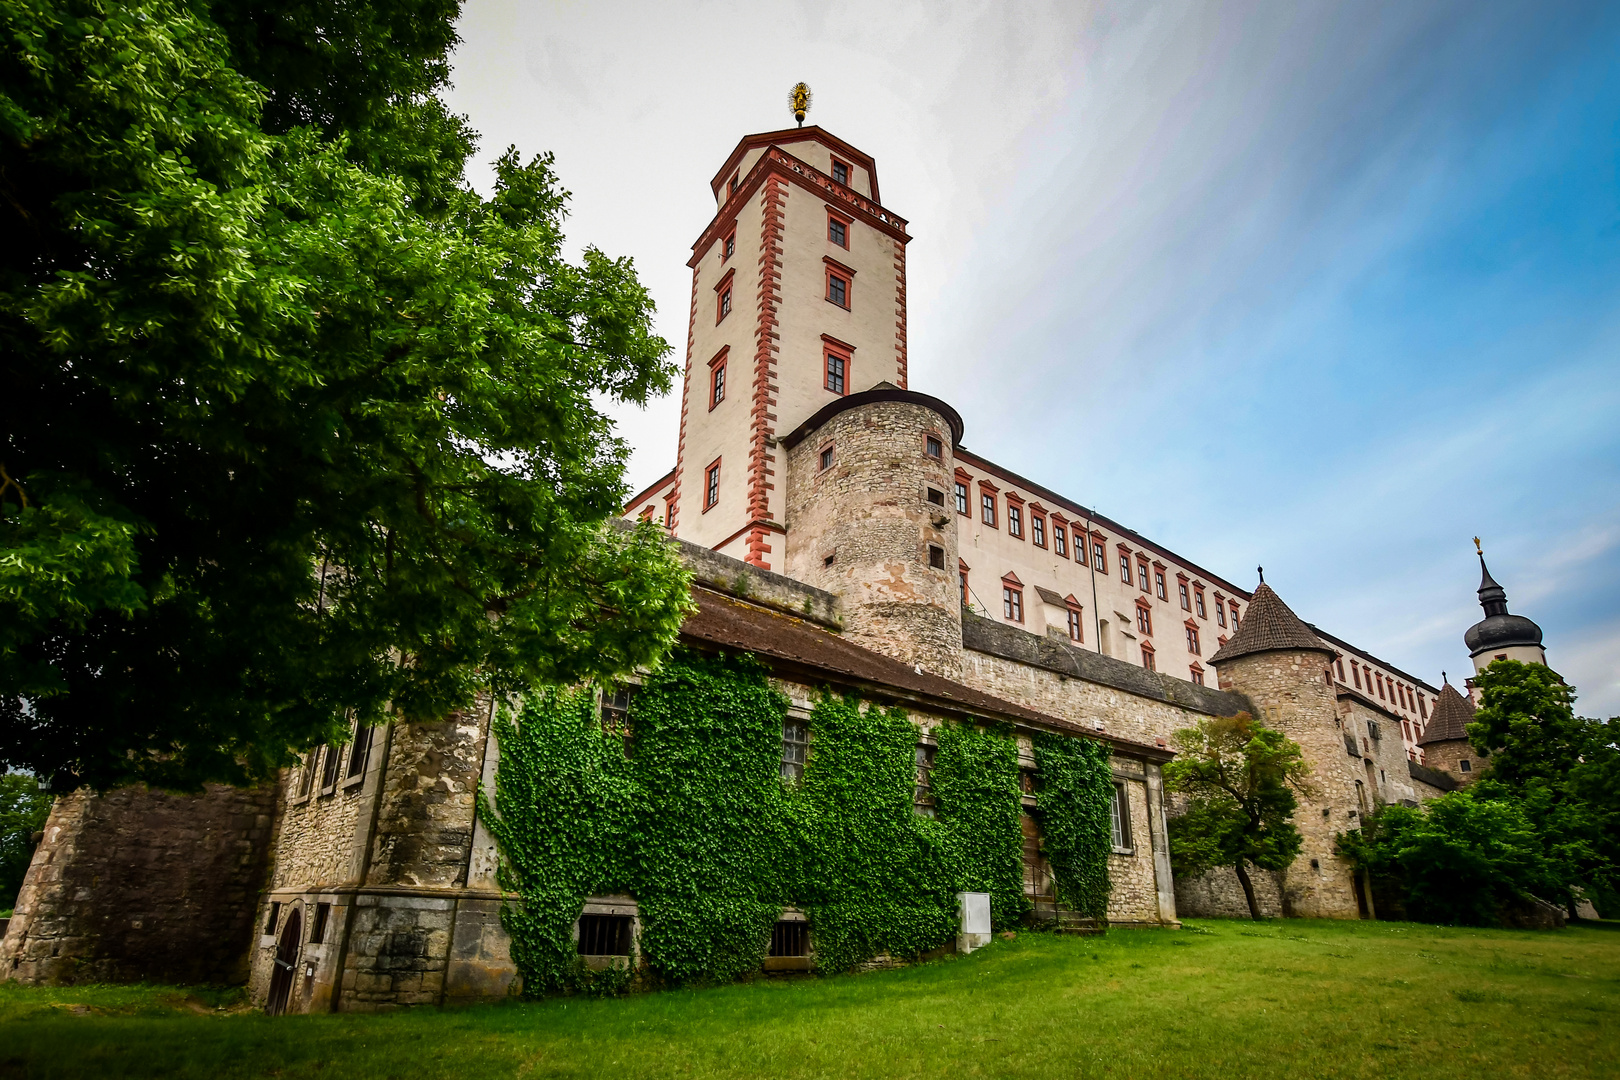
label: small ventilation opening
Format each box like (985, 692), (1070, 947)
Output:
(926, 487), (945, 506)
(311, 902), (331, 944)
(823, 553), (835, 568)
(578, 914), (633, 956)
(769, 920), (808, 957)
(1460, 759), (1471, 772)
(927, 544), (945, 570)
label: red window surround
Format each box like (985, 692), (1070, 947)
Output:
(1154, 563), (1168, 601)
(1177, 573), (1191, 611)
(708, 346), (729, 411)
(1137, 558), (1151, 593)
(1005, 492), (1024, 539)
(663, 495), (675, 530)
(1002, 573), (1024, 623)
(1030, 506), (1047, 548)
(1053, 524), (1067, 557)
(1185, 620), (1201, 655)
(979, 480), (998, 528)
(1118, 545), (1132, 584)
(1193, 584), (1206, 619)
(1135, 600), (1153, 637)
(1418, 694), (1427, 720)
(1141, 642), (1156, 671)
(703, 458), (721, 512)
(1189, 662), (1205, 686)
(824, 256), (855, 310)
(826, 205), (852, 249)
(1351, 662), (1362, 689)
(822, 335), (854, 395)
(714, 267), (734, 323)
(1336, 658), (1345, 681)
(1377, 674), (1386, 701)
(1229, 601), (1241, 628)
(959, 559), (971, 606)
(830, 156), (850, 186)
(722, 225), (736, 262)
(1091, 535), (1107, 573)
(1214, 591), (1227, 628)
(1066, 602), (1084, 643)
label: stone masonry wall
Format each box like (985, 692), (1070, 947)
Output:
(1106, 758), (1165, 926)
(1419, 738), (1483, 786)
(782, 398), (963, 679)
(1213, 650), (1365, 920)
(1, 783), (277, 986)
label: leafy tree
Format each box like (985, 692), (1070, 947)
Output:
(1, 773), (52, 911)
(1336, 792), (1557, 926)
(1164, 713), (1311, 920)
(1468, 660), (1620, 917)
(1, 0), (692, 790)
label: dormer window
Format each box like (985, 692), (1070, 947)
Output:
(831, 158), (849, 185)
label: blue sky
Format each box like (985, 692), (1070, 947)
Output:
(447, 0), (1620, 714)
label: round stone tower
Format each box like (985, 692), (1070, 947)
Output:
(779, 385), (965, 678)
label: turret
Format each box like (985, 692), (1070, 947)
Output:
(1463, 541), (1545, 672)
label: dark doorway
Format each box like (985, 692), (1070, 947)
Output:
(266, 908), (302, 1015)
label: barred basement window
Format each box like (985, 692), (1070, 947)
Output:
(770, 920), (808, 957)
(1110, 782), (1132, 850)
(311, 902), (331, 944)
(578, 914), (633, 956)
(928, 544), (946, 569)
(600, 685), (635, 758)
(781, 719), (808, 783)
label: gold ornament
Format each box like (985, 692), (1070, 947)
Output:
(789, 82), (812, 127)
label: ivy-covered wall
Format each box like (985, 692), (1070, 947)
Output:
(483, 650), (1114, 994)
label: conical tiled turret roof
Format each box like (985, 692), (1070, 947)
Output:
(1208, 582), (1333, 665)
(1418, 680), (1476, 746)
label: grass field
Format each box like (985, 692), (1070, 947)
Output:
(0, 919), (1615, 1079)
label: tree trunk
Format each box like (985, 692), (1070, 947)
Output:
(1233, 860), (1262, 920)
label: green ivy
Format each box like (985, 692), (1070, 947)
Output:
(484, 650), (1113, 994)
(1033, 732), (1115, 921)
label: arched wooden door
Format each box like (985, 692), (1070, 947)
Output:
(266, 908), (302, 1016)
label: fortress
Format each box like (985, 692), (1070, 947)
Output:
(0, 118), (1549, 1011)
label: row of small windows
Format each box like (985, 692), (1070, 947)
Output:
(1332, 656), (1428, 721)
(957, 478), (1243, 632)
(292, 719), (373, 801)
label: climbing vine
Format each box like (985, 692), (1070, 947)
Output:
(484, 650), (1114, 994)
(1032, 732), (1115, 921)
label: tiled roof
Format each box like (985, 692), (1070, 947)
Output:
(680, 588), (1174, 761)
(1418, 682), (1476, 746)
(1034, 586), (1068, 607)
(1208, 583), (1334, 665)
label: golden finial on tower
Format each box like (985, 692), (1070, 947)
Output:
(789, 82), (812, 127)
(1473, 536), (1483, 555)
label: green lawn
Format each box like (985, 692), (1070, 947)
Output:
(0, 920), (1615, 1079)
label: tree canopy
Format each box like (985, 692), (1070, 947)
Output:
(1163, 713), (1311, 920)
(1, 0), (692, 791)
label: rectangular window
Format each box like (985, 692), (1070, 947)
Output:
(914, 743), (936, 814)
(770, 920), (809, 957)
(265, 901), (281, 935)
(600, 685), (635, 757)
(320, 740), (342, 791)
(927, 487), (945, 507)
(1067, 608), (1083, 643)
(827, 273), (848, 308)
(981, 493), (997, 527)
(1352, 662), (1362, 689)
(1155, 570), (1167, 600)
(1031, 515), (1046, 548)
(819, 444), (835, 471)
(1190, 666), (1205, 686)
(831, 158), (849, 185)
(828, 215), (848, 248)
(1230, 602), (1240, 628)
(1418, 694), (1427, 720)
(927, 544), (945, 569)
(959, 570), (969, 606)
(925, 434), (942, 459)
(1336, 659), (1345, 681)
(297, 750), (317, 798)
(1186, 624), (1200, 654)
(1120, 553), (1132, 584)
(954, 481), (969, 515)
(1194, 589), (1206, 618)
(1093, 542), (1107, 573)
(1111, 783), (1132, 849)
(578, 914), (633, 956)
(723, 229), (735, 260)
(1054, 527), (1067, 558)
(1179, 582), (1190, 610)
(781, 719), (808, 783)
(1377, 675), (1386, 700)
(1138, 561), (1150, 593)
(311, 902), (331, 944)
(1216, 599), (1227, 628)
(345, 724), (372, 781)
(1460, 759), (1472, 773)
(710, 362), (725, 409)
(1003, 586), (1024, 622)
(824, 348), (847, 394)
(1007, 505), (1023, 538)
(1136, 606), (1152, 636)
(717, 287), (731, 322)
(705, 462), (721, 510)
(728, 174), (738, 196)
(1140, 645), (1155, 672)
(664, 501), (675, 529)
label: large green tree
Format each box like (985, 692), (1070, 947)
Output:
(1468, 660), (1620, 917)
(1164, 713), (1311, 920)
(1, 0), (692, 791)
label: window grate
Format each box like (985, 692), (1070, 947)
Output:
(578, 914), (633, 956)
(769, 920), (808, 957)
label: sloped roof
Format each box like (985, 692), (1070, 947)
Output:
(1418, 681), (1476, 746)
(680, 588), (1174, 761)
(1208, 583), (1334, 665)
(1034, 586), (1068, 607)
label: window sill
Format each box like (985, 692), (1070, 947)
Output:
(1111, 846), (1135, 857)
(825, 299), (850, 311)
